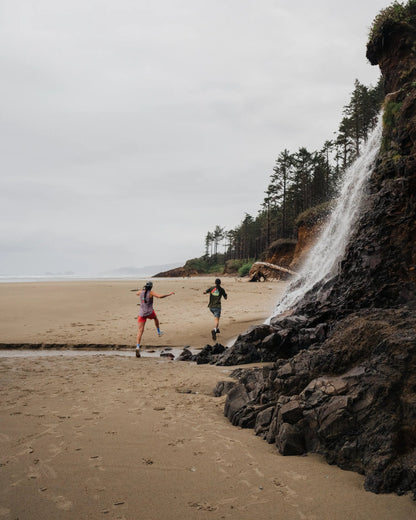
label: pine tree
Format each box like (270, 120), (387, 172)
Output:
(212, 225), (224, 260)
(202, 77), (385, 266)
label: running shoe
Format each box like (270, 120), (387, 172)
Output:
(211, 329), (217, 341)
(135, 348), (141, 358)
(158, 330), (164, 337)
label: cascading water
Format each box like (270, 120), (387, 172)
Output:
(273, 115), (383, 317)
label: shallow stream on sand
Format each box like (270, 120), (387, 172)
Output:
(0, 347), (199, 359)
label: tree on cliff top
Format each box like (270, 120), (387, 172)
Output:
(368, 0), (416, 44)
(201, 78), (383, 269)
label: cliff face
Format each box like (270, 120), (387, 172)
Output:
(289, 223), (324, 271)
(262, 239), (297, 269)
(153, 266), (198, 277)
(216, 10), (416, 498)
(324, 17), (416, 312)
(260, 225), (323, 271)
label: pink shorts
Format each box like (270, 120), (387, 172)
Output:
(138, 311), (157, 323)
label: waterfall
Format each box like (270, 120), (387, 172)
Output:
(273, 115), (383, 317)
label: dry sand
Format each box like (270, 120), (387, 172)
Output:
(0, 278), (415, 519)
(0, 277), (284, 349)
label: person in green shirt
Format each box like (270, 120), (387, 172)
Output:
(204, 278), (227, 341)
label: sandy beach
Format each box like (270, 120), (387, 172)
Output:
(0, 278), (415, 519)
(0, 277), (284, 349)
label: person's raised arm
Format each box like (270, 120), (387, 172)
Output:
(151, 291), (175, 299)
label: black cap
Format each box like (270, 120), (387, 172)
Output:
(145, 281), (153, 289)
(215, 278), (221, 285)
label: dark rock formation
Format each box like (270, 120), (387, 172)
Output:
(160, 352), (175, 360)
(216, 7), (416, 499)
(222, 309), (416, 496)
(153, 266), (198, 277)
(193, 343), (226, 364)
(213, 379), (236, 397)
(216, 319), (327, 365)
(177, 347), (195, 361)
(177, 344), (226, 364)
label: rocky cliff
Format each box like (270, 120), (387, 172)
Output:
(261, 239), (297, 269)
(216, 5), (416, 498)
(153, 265), (198, 277)
(259, 221), (325, 274)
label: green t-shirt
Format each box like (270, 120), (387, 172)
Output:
(206, 286), (227, 308)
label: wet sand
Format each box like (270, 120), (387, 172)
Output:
(1, 355), (415, 519)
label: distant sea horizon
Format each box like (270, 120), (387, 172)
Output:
(0, 262), (184, 283)
(0, 273), (156, 283)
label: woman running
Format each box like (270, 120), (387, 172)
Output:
(136, 281), (175, 357)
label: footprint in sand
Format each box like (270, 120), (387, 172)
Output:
(284, 469), (307, 481)
(272, 477), (298, 502)
(48, 495), (73, 511)
(188, 502), (217, 512)
(89, 455), (105, 472)
(252, 466), (264, 478)
(48, 443), (64, 457)
(39, 462), (57, 479)
(168, 438), (185, 447)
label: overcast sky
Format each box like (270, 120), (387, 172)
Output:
(0, 0), (389, 276)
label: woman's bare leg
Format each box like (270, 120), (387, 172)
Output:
(137, 321), (145, 345)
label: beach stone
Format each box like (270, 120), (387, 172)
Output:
(218, 319), (329, 366)
(254, 405), (276, 436)
(224, 384), (250, 424)
(213, 380), (236, 397)
(216, 324), (277, 365)
(270, 314), (309, 329)
(160, 352), (174, 360)
(317, 396), (350, 441)
(276, 423), (305, 456)
(177, 347), (194, 361)
(194, 343), (226, 365)
(278, 400), (303, 425)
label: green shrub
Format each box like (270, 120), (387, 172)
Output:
(295, 201), (334, 228)
(383, 100), (402, 129)
(183, 257), (225, 274)
(238, 261), (254, 277)
(369, 1), (416, 44)
(184, 257), (208, 272)
(208, 264), (224, 274)
(267, 238), (298, 248)
(381, 99), (403, 152)
(226, 259), (244, 270)
(224, 259), (245, 274)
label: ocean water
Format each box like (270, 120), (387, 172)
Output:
(0, 274), (178, 283)
(0, 346), (197, 359)
(0, 274), (154, 283)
